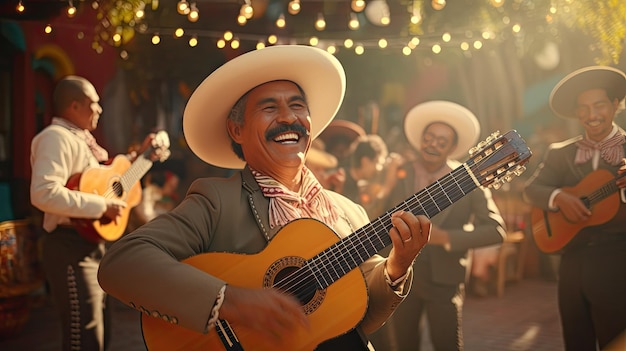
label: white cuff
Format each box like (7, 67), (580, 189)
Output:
(548, 189), (562, 210)
(206, 284), (227, 331)
(384, 263), (409, 288)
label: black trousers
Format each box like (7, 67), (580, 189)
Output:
(558, 239), (626, 351)
(369, 261), (464, 351)
(41, 227), (111, 351)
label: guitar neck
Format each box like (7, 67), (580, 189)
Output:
(120, 155), (153, 191)
(586, 174), (623, 207)
(299, 163), (479, 290)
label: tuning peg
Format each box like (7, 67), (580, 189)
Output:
(492, 180), (502, 190)
(513, 165), (527, 176)
(469, 146), (478, 155)
(503, 173), (514, 183)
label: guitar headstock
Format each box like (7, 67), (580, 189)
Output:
(467, 130), (532, 189)
(149, 130), (171, 163)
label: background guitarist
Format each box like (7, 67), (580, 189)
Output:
(30, 75), (158, 351)
(523, 66), (626, 350)
(98, 45), (431, 351)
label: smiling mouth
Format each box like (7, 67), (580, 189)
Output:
(273, 132), (301, 144)
(586, 120), (602, 127)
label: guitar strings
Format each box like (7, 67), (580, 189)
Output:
(274, 165), (475, 300)
(100, 157), (153, 199)
(272, 151), (493, 301)
(273, 139), (525, 302)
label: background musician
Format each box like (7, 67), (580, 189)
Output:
(30, 75), (156, 351)
(523, 66), (626, 350)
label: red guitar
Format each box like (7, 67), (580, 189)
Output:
(141, 130), (531, 351)
(66, 131), (171, 243)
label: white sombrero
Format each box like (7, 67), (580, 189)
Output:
(404, 100), (480, 160)
(183, 45), (346, 169)
(550, 65), (626, 119)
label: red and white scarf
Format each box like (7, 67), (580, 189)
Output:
(52, 117), (109, 162)
(575, 131), (625, 166)
(251, 167), (339, 229)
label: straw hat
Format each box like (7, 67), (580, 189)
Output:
(305, 140), (338, 169)
(183, 45), (346, 169)
(550, 65), (626, 119)
(404, 100), (480, 160)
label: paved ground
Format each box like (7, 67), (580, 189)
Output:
(0, 278), (563, 351)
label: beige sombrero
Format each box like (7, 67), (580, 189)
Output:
(183, 45), (346, 169)
(550, 65), (626, 119)
(404, 100), (480, 160)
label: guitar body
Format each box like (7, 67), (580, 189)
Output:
(67, 155), (142, 243)
(531, 169), (620, 253)
(141, 218), (368, 351)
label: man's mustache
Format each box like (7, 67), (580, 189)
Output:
(266, 124), (309, 141)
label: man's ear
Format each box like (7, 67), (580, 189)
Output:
(227, 119), (242, 143)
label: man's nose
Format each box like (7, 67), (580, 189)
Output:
(276, 105), (297, 122)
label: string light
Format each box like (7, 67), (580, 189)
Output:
(351, 0), (366, 12)
(177, 0), (189, 15)
(432, 0), (446, 11)
(230, 37), (240, 49)
(189, 35), (198, 47)
(44, 25), (53, 34)
(355, 44), (364, 55)
(151, 33), (160, 44)
(276, 13), (286, 28)
(67, 0), (77, 18)
(240, 1), (253, 20)
(16, 0), (25, 13)
(237, 14), (247, 25)
(188, 2), (199, 22)
(72, 0), (621, 65)
(348, 12), (360, 30)
(315, 13), (326, 31)
(288, 0), (301, 15)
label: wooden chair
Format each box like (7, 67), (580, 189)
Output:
(496, 230), (527, 297)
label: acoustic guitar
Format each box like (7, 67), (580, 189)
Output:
(141, 130), (531, 351)
(531, 169), (624, 253)
(66, 130), (171, 243)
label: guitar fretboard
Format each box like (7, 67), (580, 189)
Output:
(119, 156), (153, 192)
(299, 163), (478, 291)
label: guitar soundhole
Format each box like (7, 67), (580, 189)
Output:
(112, 181), (124, 197)
(264, 256), (326, 315)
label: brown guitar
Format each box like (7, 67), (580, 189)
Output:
(141, 130), (531, 351)
(66, 131), (170, 243)
(531, 169), (623, 254)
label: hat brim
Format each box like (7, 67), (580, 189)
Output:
(305, 147), (338, 169)
(550, 66), (626, 119)
(183, 45), (346, 169)
(318, 119), (366, 144)
(404, 101), (480, 160)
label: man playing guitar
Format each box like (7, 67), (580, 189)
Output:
(524, 66), (626, 351)
(30, 75), (165, 351)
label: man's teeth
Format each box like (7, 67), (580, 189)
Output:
(274, 133), (299, 143)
